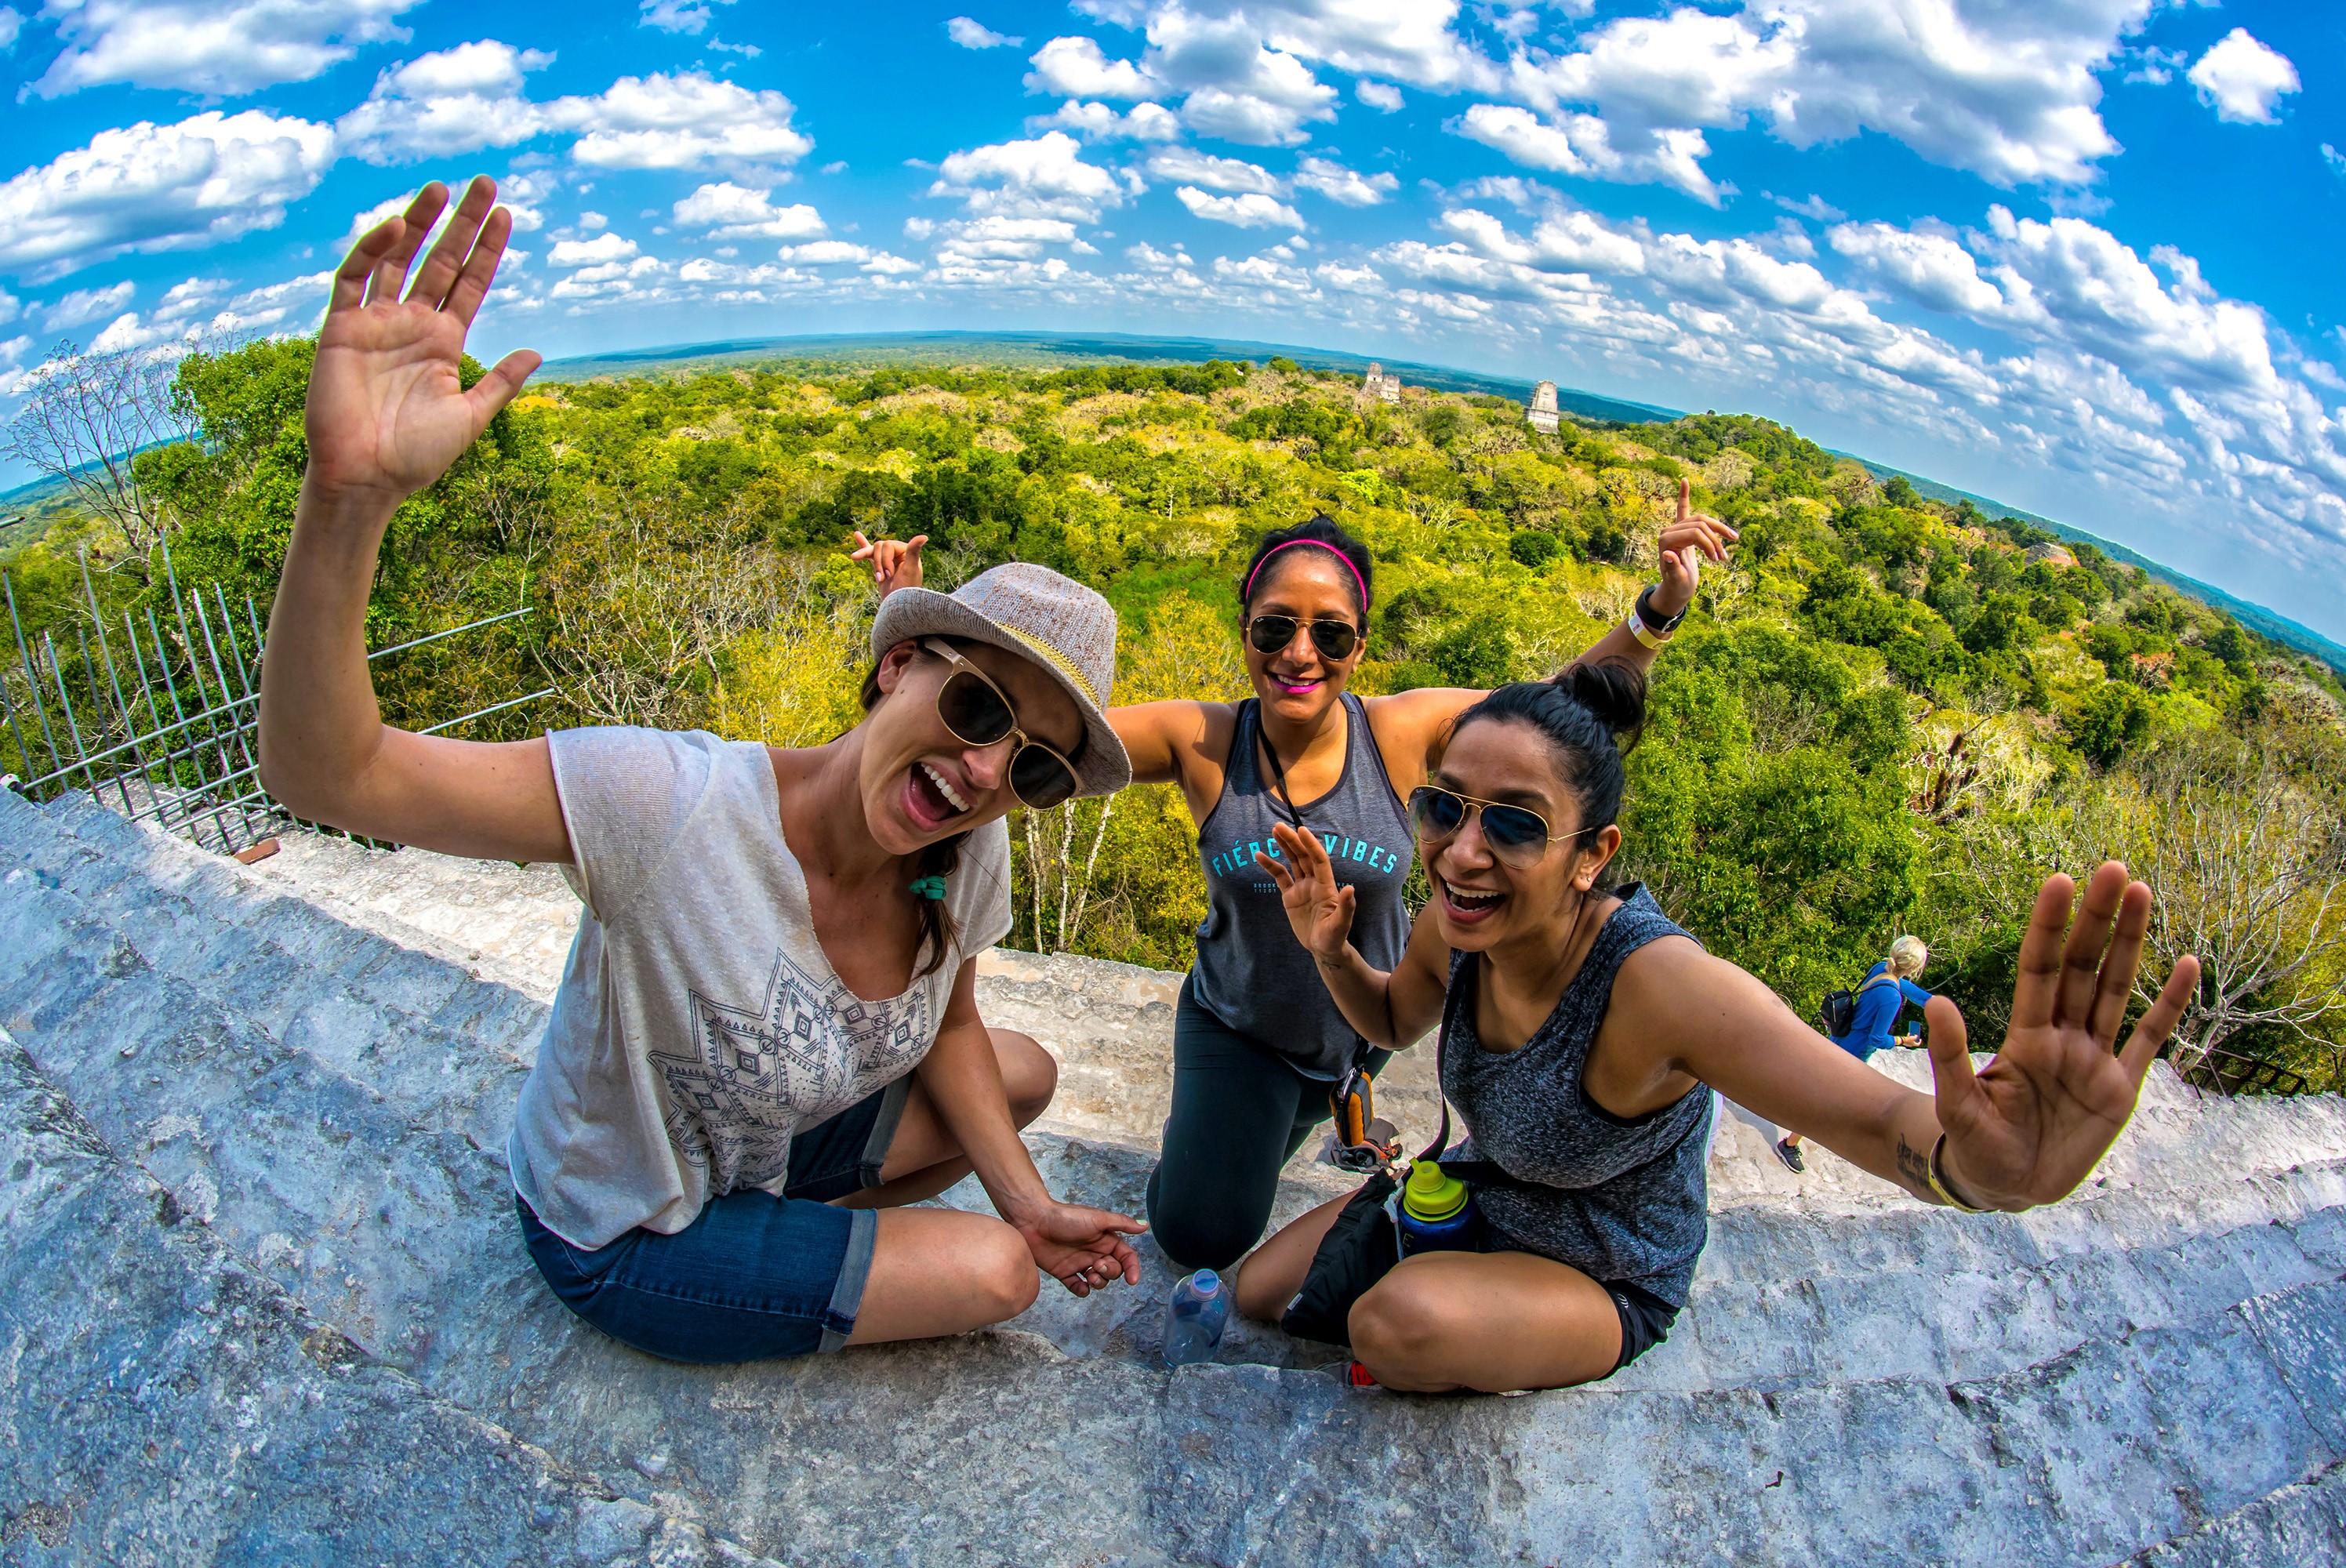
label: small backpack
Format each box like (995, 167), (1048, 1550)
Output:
(1820, 972), (1896, 1037)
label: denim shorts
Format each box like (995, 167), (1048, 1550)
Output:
(518, 1075), (910, 1363)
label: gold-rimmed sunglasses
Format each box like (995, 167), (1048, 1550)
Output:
(921, 639), (1081, 809)
(1407, 785), (1590, 869)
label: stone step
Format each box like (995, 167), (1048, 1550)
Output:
(2123, 1457), (2346, 1566)
(0, 1026), (778, 1568)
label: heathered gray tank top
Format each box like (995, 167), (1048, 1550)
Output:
(1189, 694), (1415, 1080)
(1440, 884), (1715, 1305)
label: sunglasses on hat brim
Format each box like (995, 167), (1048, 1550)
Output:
(921, 639), (1081, 810)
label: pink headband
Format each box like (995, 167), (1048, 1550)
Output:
(1242, 539), (1369, 613)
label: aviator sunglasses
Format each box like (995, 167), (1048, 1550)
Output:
(1245, 614), (1360, 661)
(1407, 785), (1589, 870)
(920, 639), (1081, 810)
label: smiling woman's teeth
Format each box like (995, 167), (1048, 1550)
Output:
(921, 762), (970, 814)
(1447, 887), (1502, 908)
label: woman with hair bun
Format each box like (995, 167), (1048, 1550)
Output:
(856, 488), (1737, 1271)
(1236, 666), (2199, 1392)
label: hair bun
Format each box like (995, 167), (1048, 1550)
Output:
(1553, 660), (1648, 750)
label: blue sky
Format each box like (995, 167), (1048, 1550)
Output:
(1, 2), (2341, 637)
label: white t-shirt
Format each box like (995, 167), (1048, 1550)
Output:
(507, 727), (1015, 1250)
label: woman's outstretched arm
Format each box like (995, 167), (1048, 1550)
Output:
(1625, 862), (2199, 1210)
(258, 176), (568, 865)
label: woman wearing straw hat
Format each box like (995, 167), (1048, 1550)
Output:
(258, 176), (1147, 1363)
(857, 498), (1735, 1272)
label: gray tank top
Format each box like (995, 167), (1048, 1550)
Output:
(1440, 885), (1714, 1305)
(1189, 693), (1415, 1080)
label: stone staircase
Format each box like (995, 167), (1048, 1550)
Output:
(4, 790), (2344, 1566)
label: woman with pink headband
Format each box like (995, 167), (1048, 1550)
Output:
(854, 494), (1733, 1270)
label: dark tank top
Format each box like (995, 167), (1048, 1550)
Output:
(1440, 885), (1714, 1305)
(1190, 693), (1415, 1080)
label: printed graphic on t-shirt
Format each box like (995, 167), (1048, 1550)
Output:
(1202, 827), (1406, 894)
(664, 949), (932, 1192)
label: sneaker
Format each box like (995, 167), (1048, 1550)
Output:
(1773, 1138), (1806, 1174)
(1344, 1360), (1380, 1388)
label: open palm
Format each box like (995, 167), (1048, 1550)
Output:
(305, 176), (540, 504)
(1928, 862), (2199, 1209)
(1258, 822), (1356, 964)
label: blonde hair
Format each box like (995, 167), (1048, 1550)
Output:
(1889, 935), (1929, 978)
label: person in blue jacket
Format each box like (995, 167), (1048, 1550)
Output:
(1776, 935), (1934, 1173)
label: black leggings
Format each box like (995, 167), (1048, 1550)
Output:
(1144, 979), (1389, 1272)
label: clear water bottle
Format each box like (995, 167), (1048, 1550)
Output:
(1397, 1160), (1478, 1256)
(1160, 1269), (1230, 1367)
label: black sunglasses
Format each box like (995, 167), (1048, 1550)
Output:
(1407, 786), (1586, 869)
(921, 640), (1080, 810)
(1246, 614), (1360, 661)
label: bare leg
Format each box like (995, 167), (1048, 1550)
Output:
(834, 1028), (1057, 1210)
(1347, 1252), (1623, 1392)
(1233, 1189), (1353, 1323)
(844, 1206), (1042, 1345)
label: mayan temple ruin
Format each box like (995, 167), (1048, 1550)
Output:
(4, 791), (2344, 1564)
(1527, 380), (1562, 433)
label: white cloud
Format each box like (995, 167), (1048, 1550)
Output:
(777, 241), (871, 264)
(28, 0), (422, 97)
(0, 110), (336, 279)
(1146, 147), (1283, 194)
(1034, 99), (1184, 142)
(928, 132), (1128, 223)
(1026, 36), (1158, 99)
(671, 182), (826, 239)
(335, 39), (554, 163)
(0, 290), (17, 326)
(556, 73), (814, 170)
(1770, 191), (1845, 223)
(1459, 103), (1719, 205)
(948, 16), (1021, 49)
(1175, 186), (1305, 230)
(549, 233), (639, 267)
(639, 0), (733, 35)
(0, 7), (20, 49)
(2326, 145), (2346, 182)
(1356, 80), (1403, 111)
(2187, 29), (2299, 125)
(1293, 156), (1398, 206)
(37, 280), (136, 330)
(1828, 221), (2011, 318)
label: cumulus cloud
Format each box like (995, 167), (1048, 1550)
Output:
(948, 16), (1021, 49)
(775, 240), (871, 264)
(2187, 29), (2299, 125)
(671, 181), (826, 238)
(335, 39), (554, 163)
(1293, 157), (1397, 207)
(28, 0), (422, 98)
(37, 280), (136, 330)
(0, 110), (336, 279)
(548, 233), (639, 267)
(1036, 99), (1185, 141)
(1146, 147), (1284, 194)
(1175, 186), (1304, 230)
(928, 132), (1129, 223)
(0, 7), (20, 50)
(639, 0), (733, 35)
(1459, 103), (1720, 205)
(558, 73), (815, 170)
(1026, 36), (1157, 99)
(1356, 80), (1403, 111)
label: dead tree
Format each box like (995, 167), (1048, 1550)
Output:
(1, 339), (187, 555)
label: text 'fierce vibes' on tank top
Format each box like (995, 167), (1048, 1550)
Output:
(1189, 692), (1415, 1080)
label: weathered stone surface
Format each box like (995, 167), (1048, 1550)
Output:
(6, 791), (2346, 1565)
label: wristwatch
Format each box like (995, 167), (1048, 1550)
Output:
(1625, 584), (1687, 649)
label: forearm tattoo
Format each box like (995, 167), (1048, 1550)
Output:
(1894, 1134), (1936, 1201)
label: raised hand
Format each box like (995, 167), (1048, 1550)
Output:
(1924, 862), (2199, 1210)
(306, 176), (541, 506)
(849, 532), (928, 597)
(1013, 1200), (1147, 1297)
(1257, 821), (1356, 964)
(1655, 477), (1739, 616)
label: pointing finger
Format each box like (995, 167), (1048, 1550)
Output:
(1677, 475), (1692, 523)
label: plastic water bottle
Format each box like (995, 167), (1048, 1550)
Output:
(1160, 1269), (1230, 1367)
(1397, 1160), (1477, 1256)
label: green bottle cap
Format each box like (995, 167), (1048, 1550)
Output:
(1402, 1160), (1469, 1222)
